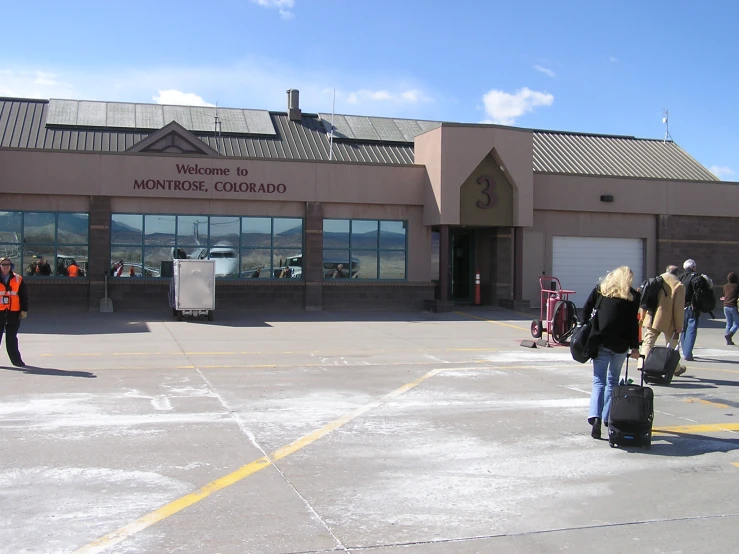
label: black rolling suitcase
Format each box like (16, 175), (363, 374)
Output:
(608, 358), (654, 450)
(642, 333), (681, 385)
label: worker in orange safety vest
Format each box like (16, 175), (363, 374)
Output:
(0, 256), (29, 367)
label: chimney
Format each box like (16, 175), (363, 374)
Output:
(287, 89), (301, 121)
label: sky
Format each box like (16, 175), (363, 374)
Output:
(1, 0), (737, 179)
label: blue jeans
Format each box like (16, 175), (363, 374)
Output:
(682, 306), (699, 358)
(589, 346), (627, 424)
(724, 306), (739, 336)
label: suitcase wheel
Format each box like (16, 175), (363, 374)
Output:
(609, 441), (617, 448)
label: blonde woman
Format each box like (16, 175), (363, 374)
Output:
(581, 266), (641, 439)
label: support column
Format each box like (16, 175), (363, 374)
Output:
(513, 226), (523, 300)
(304, 202), (323, 311)
(88, 196), (111, 311)
(431, 225), (454, 312)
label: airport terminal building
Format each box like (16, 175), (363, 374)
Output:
(0, 90), (735, 312)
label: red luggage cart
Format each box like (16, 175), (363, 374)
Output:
(531, 276), (578, 346)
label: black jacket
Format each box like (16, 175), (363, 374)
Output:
(582, 286), (640, 354)
(679, 271), (696, 306)
(1, 271), (29, 312)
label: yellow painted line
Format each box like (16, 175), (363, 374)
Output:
(653, 422), (739, 434)
(455, 311), (530, 331)
(683, 398), (731, 409)
(73, 367), (447, 554)
(112, 352), (167, 356)
(733, 463), (739, 468)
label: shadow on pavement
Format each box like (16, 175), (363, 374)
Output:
(0, 364), (97, 378)
(24, 306), (532, 335)
(656, 382), (718, 390)
(646, 430), (739, 457)
(685, 376), (739, 388)
(693, 357), (739, 365)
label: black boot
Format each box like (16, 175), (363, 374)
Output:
(727, 333), (735, 346)
(591, 417), (602, 439)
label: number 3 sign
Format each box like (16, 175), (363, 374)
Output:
(475, 175), (498, 209)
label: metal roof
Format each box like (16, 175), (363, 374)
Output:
(0, 97), (719, 181)
(318, 113), (441, 142)
(532, 131), (718, 181)
(0, 98), (414, 164)
(47, 99), (276, 135)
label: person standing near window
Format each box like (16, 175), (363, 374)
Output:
(35, 256), (52, 276)
(67, 261), (80, 277)
(582, 266), (641, 439)
(0, 257), (29, 367)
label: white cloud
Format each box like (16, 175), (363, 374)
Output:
(609, 56), (619, 63)
(709, 165), (736, 180)
(250, 0), (295, 19)
(481, 87), (554, 125)
(534, 65), (555, 78)
(341, 88), (432, 105)
(152, 90), (214, 106)
(0, 69), (76, 99)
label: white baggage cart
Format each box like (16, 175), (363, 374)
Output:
(168, 259), (216, 321)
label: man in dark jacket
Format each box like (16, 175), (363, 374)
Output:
(35, 256), (52, 276)
(678, 258), (708, 361)
(0, 256), (29, 367)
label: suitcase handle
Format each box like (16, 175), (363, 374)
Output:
(624, 355), (644, 387)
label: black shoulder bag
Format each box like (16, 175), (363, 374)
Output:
(570, 289), (603, 364)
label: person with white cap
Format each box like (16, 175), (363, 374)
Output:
(678, 258), (711, 362)
(0, 256), (29, 367)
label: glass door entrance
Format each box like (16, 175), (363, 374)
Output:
(451, 231), (473, 303)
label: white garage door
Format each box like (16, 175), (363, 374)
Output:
(552, 237), (644, 308)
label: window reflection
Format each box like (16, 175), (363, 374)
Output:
(58, 213), (89, 245)
(353, 251), (377, 279)
(177, 216), (207, 246)
(324, 219), (407, 281)
(0, 212), (90, 277)
(274, 218), (303, 248)
(323, 219), (350, 249)
(110, 213), (304, 279)
(210, 217), (240, 248)
(0, 212), (22, 244)
(241, 248), (270, 279)
(380, 221), (406, 250)
(351, 220), (378, 250)
(323, 250), (351, 279)
(23, 249), (54, 276)
(111, 214), (143, 245)
(380, 251), (406, 279)
(431, 230), (440, 281)
(145, 215), (175, 246)
(23, 212), (55, 244)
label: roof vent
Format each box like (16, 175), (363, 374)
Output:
(287, 89), (301, 121)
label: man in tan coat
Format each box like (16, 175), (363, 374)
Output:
(640, 265), (686, 376)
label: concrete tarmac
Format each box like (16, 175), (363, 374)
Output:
(0, 308), (737, 553)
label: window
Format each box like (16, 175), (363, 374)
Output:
(323, 219), (407, 280)
(110, 214), (303, 279)
(0, 211), (89, 277)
